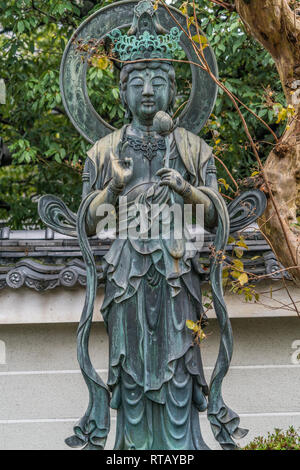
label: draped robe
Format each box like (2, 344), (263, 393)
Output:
(83, 125), (218, 450)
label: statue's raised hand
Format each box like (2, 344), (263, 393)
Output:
(110, 150), (133, 194)
(156, 168), (190, 196)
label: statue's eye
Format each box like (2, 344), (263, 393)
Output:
(130, 79), (143, 87)
(152, 79), (166, 87)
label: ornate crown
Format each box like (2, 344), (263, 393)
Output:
(108, 0), (182, 64)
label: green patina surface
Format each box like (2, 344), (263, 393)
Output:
(39, 0), (266, 451)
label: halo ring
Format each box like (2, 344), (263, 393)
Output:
(60, 0), (218, 144)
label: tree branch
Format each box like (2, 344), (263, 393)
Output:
(209, 0), (236, 11)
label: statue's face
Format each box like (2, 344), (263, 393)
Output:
(124, 67), (171, 124)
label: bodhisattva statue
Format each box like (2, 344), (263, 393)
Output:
(39, 0), (266, 451)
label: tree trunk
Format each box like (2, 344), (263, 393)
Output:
(235, 0), (300, 283)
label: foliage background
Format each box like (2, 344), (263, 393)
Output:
(0, 0), (286, 229)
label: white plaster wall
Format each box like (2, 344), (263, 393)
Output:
(0, 287), (105, 324)
(0, 318), (300, 450)
(0, 280), (300, 449)
(0, 280), (299, 324)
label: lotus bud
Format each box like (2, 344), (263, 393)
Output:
(153, 111), (174, 136)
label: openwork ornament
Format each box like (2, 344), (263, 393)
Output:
(60, 0), (219, 143)
(108, 27), (182, 62)
(121, 134), (166, 160)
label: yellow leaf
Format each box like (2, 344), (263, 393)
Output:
(276, 107), (287, 123)
(251, 255), (260, 260)
(236, 240), (248, 249)
(198, 330), (206, 342)
(233, 259), (244, 270)
(238, 273), (248, 286)
(186, 320), (199, 332)
(180, 1), (188, 15)
(218, 178), (229, 190)
(251, 171), (259, 177)
(92, 56), (110, 70)
(227, 236), (236, 244)
(222, 269), (229, 278)
(188, 17), (195, 27)
(231, 270), (241, 279)
(192, 34), (208, 49)
(234, 247), (244, 258)
(153, 0), (159, 10)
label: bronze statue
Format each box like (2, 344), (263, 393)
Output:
(39, 0), (266, 451)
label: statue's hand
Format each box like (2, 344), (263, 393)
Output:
(156, 168), (190, 196)
(110, 152), (133, 194)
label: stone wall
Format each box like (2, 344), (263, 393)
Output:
(0, 283), (300, 450)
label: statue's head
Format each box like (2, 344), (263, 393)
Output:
(108, 1), (182, 126)
(119, 61), (176, 124)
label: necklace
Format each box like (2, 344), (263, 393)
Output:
(121, 134), (166, 161)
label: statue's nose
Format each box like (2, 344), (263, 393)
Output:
(142, 81), (154, 96)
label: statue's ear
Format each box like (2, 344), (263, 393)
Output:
(167, 84), (176, 115)
(120, 86), (132, 121)
(119, 86), (126, 107)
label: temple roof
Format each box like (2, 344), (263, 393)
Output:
(0, 227), (289, 291)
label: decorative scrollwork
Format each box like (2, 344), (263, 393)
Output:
(121, 135), (166, 160)
(60, 268), (78, 287)
(227, 189), (267, 234)
(6, 270), (25, 288)
(60, 2), (218, 143)
(0, 259), (104, 291)
(38, 195), (77, 238)
(263, 251), (292, 280)
(109, 27), (182, 61)
(25, 278), (58, 291)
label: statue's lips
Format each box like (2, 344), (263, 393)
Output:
(142, 101), (155, 106)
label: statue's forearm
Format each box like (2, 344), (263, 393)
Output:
(181, 184), (218, 229)
(86, 183), (120, 236)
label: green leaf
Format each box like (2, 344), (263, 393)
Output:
(0, 0), (287, 230)
(112, 88), (119, 100)
(17, 21), (25, 33)
(60, 38), (66, 51)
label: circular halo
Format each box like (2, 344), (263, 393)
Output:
(60, 0), (218, 144)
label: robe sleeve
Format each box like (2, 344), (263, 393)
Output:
(203, 155), (218, 191)
(81, 127), (126, 199)
(82, 151), (97, 199)
(197, 137), (216, 189)
(81, 135), (114, 199)
(174, 128), (213, 187)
